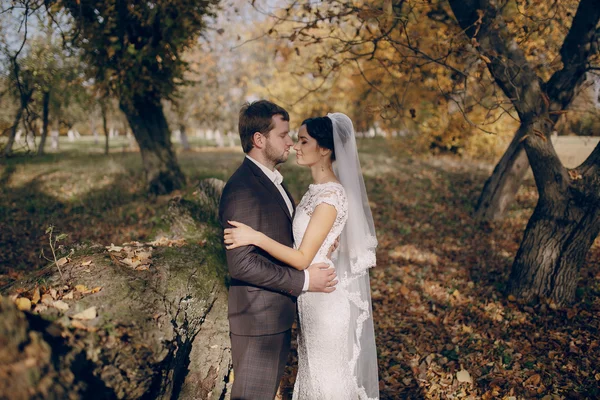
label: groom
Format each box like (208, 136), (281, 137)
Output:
(219, 100), (337, 399)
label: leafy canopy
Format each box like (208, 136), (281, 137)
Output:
(58, 0), (220, 105)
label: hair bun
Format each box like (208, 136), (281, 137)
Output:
(302, 116), (336, 160)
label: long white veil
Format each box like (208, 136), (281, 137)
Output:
(328, 112), (379, 400)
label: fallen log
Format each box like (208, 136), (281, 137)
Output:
(0, 179), (231, 400)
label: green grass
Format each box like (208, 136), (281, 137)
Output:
(0, 137), (403, 275)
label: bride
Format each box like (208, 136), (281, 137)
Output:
(224, 113), (379, 399)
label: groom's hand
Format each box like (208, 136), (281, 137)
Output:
(307, 263), (338, 293)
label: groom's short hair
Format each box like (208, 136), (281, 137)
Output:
(239, 100), (290, 153)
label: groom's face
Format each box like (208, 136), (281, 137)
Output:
(264, 115), (293, 165)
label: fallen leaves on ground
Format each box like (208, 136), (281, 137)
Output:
(15, 297), (31, 311)
(147, 236), (187, 247)
(10, 282), (103, 319)
(72, 306), (97, 320)
(280, 155), (600, 399)
(3, 150), (599, 398)
(107, 243), (154, 271)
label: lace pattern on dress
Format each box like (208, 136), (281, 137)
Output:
(293, 182), (348, 263)
(292, 182), (378, 400)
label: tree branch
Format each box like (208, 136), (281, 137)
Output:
(448, 0), (579, 198)
(544, 0), (600, 117)
(448, 0), (546, 121)
(577, 139), (600, 178)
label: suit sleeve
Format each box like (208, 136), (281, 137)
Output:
(219, 184), (305, 296)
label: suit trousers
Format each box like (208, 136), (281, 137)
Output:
(230, 329), (291, 400)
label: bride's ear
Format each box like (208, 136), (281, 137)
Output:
(320, 147), (331, 158)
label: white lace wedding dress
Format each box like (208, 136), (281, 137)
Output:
(291, 181), (358, 399)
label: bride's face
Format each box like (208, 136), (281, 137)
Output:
(293, 125), (321, 167)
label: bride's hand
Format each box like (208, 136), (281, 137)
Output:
(224, 221), (262, 249)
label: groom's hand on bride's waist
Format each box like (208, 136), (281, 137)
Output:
(307, 263), (338, 293)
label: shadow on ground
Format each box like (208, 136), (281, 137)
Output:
(3, 147), (599, 398)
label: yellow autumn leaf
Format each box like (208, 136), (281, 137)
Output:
(122, 257), (141, 268)
(72, 306), (97, 320)
(31, 288), (40, 305)
(106, 243), (123, 252)
(56, 257), (69, 267)
(71, 320), (88, 330)
(456, 369), (472, 384)
(52, 300), (69, 311)
(136, 250), (152, 261)
(15, 297), (32, 311)
(75, 284), (88, 293)
(41, 293), (53, 305)
(399, 285), (410, 297)
(524, 373), (541, 386)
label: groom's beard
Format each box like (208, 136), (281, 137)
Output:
(265, 141), (288, 166)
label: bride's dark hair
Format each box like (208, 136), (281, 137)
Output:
(301, 116), (335, 161)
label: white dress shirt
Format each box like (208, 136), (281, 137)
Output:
(246, 155), (310, 291)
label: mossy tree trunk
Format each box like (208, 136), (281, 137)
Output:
(0, 179), (231, 399)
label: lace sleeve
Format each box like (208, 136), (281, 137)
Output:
(312, 185), (348, 224)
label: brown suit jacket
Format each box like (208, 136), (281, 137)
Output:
(219, 157), (305, 336)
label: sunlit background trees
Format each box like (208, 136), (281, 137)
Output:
(2, 0), (600, 310)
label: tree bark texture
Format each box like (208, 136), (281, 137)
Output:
(0, 179), (231, 399)
(120, 95), (185, 195)
(101, 102), (110, 155)
(461, 0), (600, 221)
(507, 177), (600, 304)
(449, 0), (600, 304)
(37, 91), (50, 156)
(3, 106), (24, 157)
(179, 123), (191, 151)
(473, 126), (530, 220)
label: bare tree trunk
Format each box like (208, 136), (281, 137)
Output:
(448, 0), (600, 304)
(120, 95), (185, 194)
(50, 120), (60, 151)
(101, 101), (109, 155)
(474, 127), (530, 220)
(3, 107), (23, 157)
(37, 91), (50, 156)
(507, 182), (600, 304)
(464, 0), (600, 221)
(179, 123), (191, 151)
(23, 115), (38, 153)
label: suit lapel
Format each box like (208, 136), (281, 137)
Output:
(244, 158), (293, 222)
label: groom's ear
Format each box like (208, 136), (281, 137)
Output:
(252, 132), (267, 149)
(252, 131), (265, 149)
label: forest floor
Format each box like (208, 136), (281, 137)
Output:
(1, 137), (599, 399)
